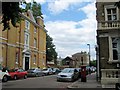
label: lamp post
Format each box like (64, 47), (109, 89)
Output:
(87, 44), (91, 66)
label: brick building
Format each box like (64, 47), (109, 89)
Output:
(0, 10), (47, 70)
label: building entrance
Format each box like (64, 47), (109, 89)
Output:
(25, 57), (29, 70)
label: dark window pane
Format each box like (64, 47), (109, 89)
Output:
(112, 15), (117, 20)
(112, 43), (117, 48)
(108, 15), (112, 20)
(113, 50), (118, 60)
(107, 9), (111, 14)
(112, 8), (116, 14)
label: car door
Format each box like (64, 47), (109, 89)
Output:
(17, 69), (25, 78)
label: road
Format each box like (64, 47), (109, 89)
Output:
(2, 75), (73, 88)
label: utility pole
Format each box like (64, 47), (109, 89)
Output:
(87, 44), (91, 66)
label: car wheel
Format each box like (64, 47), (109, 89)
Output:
(14, 75), (17, 80)
(2, 75), (8, 82)
(24, 75), (27, 79)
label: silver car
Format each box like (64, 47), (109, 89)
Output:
(27, 68), (44, 77)
(57, 68), (79, 82)
(42, 68), (53, 75)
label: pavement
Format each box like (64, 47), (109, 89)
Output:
(67, 72), (102, 88)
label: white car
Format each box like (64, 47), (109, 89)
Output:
(0, 66), (10, 82)
(42, 68), (53, 75)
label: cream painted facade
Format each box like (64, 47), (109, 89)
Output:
(0, 10), (47, 70)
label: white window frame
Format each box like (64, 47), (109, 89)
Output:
(15, 53), (19, 64)
(33, 55), (36, 64)
(34, 27), (37, 33)
(25, 20), (30, 30)
(24, 20), (30, 49)
(34, 38), (37, 48)
(24, 32), (30, 49)
(109, 36), (120, 62)
(104, 5), (119, 21)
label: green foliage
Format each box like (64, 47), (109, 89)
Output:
(46, 34), (58, 64)
(24, 0), (43, 20)
(2, 1), (43, 31)
(90, 60), (96, 67)
(2, 2), (22, 31)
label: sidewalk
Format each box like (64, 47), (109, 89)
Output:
(67, 72), (102, 88)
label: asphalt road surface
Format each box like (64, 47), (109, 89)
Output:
(2, 75), (73, 88)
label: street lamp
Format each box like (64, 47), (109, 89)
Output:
(87, 44), (91, 66)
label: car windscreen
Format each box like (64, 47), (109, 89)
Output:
(61, 68), (74, 73)
(42, 69), (48, 71)
(27, 69), (34, 72)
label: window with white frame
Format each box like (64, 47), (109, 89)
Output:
(104, 5), (118, 21)
(34, 27), (37, 33)
(25, 20), (30, 30)
(15, 53), (19, 64)
(112, 37), (120, 61)
(34, 38), (37, 48)
(24, 20), (30, 49)
(24, 33), (29, 49)
(33, 55), (36, 64)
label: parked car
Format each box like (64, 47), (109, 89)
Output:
(0, 66), (10, 82)
(52, 68), (61, 74)
(42, 68), (53, 75)
(8, 69), (28, 80)
(57, 68), (79, 82)
(27, 68), (44, 77)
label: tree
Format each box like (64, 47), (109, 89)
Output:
(2, 2), (22, 31)
(46, 34), (58, 65)
(1, 1), (43, 31)
(24, 0), (43, 20)
(90, 60), (96, 67)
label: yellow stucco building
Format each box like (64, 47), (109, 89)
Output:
(0, 10), (47, 70)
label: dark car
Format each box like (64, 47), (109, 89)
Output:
(27, 68), (44, 77)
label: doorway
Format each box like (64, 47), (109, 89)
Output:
(25, 57), (29, 71)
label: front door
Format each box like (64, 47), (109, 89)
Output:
(25, 57), (29, 71)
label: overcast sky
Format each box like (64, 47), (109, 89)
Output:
(26, 0), (97, 60)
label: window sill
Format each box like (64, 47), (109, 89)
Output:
(108, 60), (120, 64)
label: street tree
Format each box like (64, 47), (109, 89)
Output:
(46, 34), (58, 65)
(90, 60), (96, 67)
(2, 2), (22, 31)
(1, 0), (43, 31)
(24, 0), (43, 21)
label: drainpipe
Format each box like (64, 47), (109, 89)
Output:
(18, 21), (21, 68)
(38, 27), (40, 67)
(6, 28), (9, 67)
